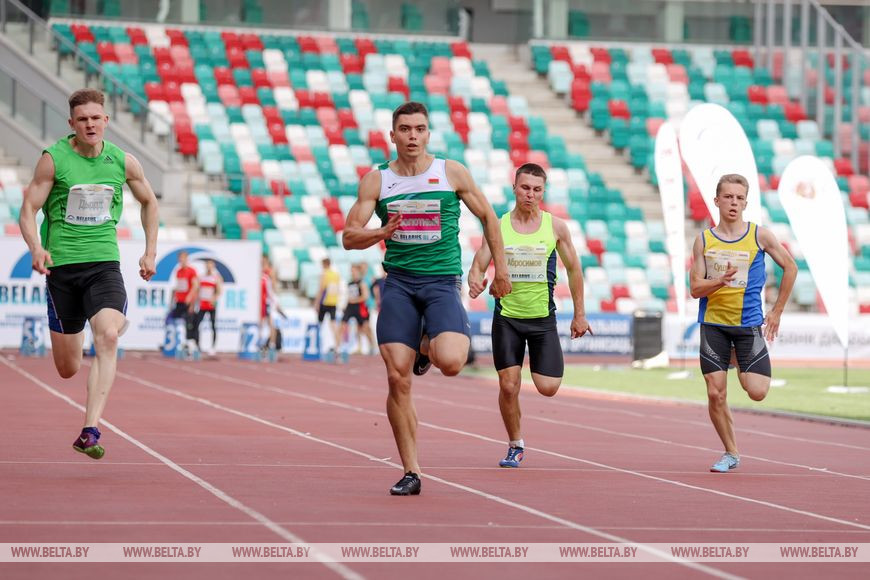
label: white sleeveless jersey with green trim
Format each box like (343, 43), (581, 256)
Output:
(374, 157), (461, 275)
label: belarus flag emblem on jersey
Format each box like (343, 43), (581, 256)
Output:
(428, 178), (439, 184)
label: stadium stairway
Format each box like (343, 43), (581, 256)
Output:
(0, 19), (217, 234)
(473, 43), (663, 221)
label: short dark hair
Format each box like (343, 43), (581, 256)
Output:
(715, 173), (749, 197)
(515, 163), (547, 183)
(392, 101), (429, 128)
(68, 88), (105, 117)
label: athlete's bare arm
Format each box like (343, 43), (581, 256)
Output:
(553, 216), (591, 338)
(690, 234), (737, 298)
(125, 153), (159, 281)
(19, 153), (57, 275)
(467, 240), (493, 299)
(757, 226), (797, 341)
(342, 170), (400, 250)
(446, 159), (511, 298)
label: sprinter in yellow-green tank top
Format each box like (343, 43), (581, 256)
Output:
(690, 174), (796, 473)
(18, 88), (159, 461)
(468, 163), (592, 468)
(342, 102), (511, 496)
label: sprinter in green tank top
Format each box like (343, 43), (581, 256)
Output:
(343, 102), (511, 495)
(19, 89), (159, 460)
(469, 163), (592, 468)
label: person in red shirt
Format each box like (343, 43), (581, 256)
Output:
(195, 259), (222, 357)
(169, 250), (199, 353)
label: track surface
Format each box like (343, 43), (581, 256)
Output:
(1, 351), (868, 579)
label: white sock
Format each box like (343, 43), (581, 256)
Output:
(510, 439), (524, 449)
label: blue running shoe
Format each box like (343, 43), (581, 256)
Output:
(499, 446), (524, 468)
(710, 453), (739, 473)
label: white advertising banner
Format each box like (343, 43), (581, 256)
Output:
(0, 238), (262, 350)
(777, 156), (850, 349)
(654, 121), (687, 329)
(679, 103), (764, 226)
(665, 314), (870, 361)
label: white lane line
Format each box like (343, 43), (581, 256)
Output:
(114, 367), (739, 579)
(1, 521), (867, 535)
(150, 360), (870, 532)
(0, 356), (362, 580)
(330, 361), (870, 452)
(234, 362), (870, 482)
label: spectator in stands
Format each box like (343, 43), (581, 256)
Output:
(314, 257), (341, 353)
(689, 173), (797, 473)
(468, 163), (591, 468)
(18, 87), (159, 460)
(342, 101), (511, 496)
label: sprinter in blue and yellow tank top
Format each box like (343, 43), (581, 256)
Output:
(342, 102), (512, 496)
(469, 163), (592, 469)
(690, 174), (796, 473)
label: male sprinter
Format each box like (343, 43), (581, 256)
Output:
(689, 174), (796, 472)
(469, 163), (591, 467)
(343, 102), (511, 495)
(19, 88), (159, 459)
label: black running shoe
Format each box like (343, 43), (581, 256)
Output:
(389, 471), (421, 496)
(412, 351), (431, 376)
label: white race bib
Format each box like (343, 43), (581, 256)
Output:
(388, 199), (442, 244)
(200, 286), (215, 301)
(65, 184), (114, 226)
(705, 248), (751, 288)
(506, 244), (549, 282)
(175, 278), (190, 292)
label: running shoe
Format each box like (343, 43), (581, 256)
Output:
(412, 351), (431, 376)
(710, 452), (739, 473)
(389, 472), (421, 495)
(499, 446), (524, 468)
(72, 427), (105, 460)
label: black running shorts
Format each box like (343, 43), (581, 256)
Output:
(492, 311), (564, 377)
(46, 261), (127, 334)
(699, 323), (771, 376)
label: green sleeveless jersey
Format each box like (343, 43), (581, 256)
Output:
(375, 157), (461, 275)
(496, 211), (557, 319)
(41, 136), (126, 267)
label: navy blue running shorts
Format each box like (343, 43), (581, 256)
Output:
(376, 269), (470, 349)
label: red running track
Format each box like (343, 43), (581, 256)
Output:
(1, 351), (868, 579)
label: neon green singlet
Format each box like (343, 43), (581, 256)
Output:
(496, 211), (557, 319)
(40, 135), (126, 267)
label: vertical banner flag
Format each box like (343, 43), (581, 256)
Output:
(654, 122), (687, 329)
(777, 156), (850, 348)
(679, 103), (763, 226)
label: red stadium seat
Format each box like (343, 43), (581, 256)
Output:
(834, 158), (855, 176)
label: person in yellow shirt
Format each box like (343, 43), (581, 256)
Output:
(689, 174), (796, 473)
(314, 257), (341, 352)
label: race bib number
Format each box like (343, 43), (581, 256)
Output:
(705, 248), (751, 288)
(65, 184), (114, 226)
(387, 199), (442, 244)
(176, 278), (190, 293)
(200, 286), (215, 301)
(506, 244), (549, 282)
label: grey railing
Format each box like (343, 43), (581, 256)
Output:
(0, 0), (176, 164)
(755, 0), (867, 172)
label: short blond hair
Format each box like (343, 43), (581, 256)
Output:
(715, 174), (749, 197)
